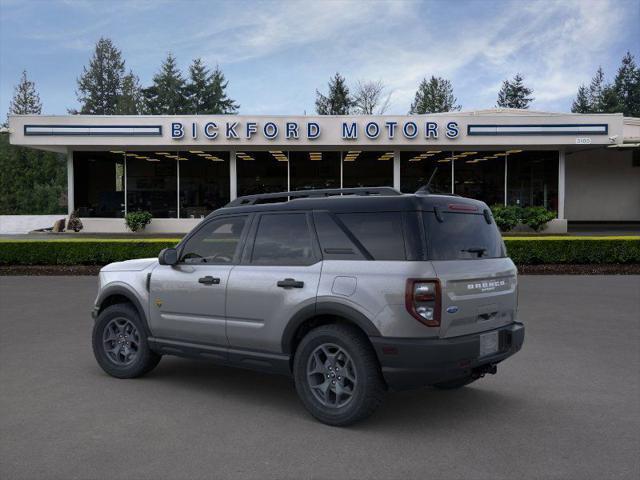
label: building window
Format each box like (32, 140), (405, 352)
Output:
(178, 151), (230, 218)
(126, 152), (177, 218)
(507, 150), (558, 211)
(236, 151), (288, 196)
(289, 151), (340, 190)
(454, 151), (505, 206)
(73, 151), (125, 218)
(401, 150), (453, 194)
(342, 150), (394, 188)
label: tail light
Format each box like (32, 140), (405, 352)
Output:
(405, 279), (441, 327)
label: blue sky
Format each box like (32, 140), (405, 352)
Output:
(1, 0), (638, 117)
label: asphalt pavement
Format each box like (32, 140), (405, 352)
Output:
(0, 275), (638, 480)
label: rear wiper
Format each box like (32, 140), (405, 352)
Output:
(461, 247), (487, 257)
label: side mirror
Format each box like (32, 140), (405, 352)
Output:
(158, 248), (178, 266)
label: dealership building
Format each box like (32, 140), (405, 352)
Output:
(7, 109), (640, 233)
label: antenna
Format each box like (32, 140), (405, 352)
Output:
(415, 167), (438, 194)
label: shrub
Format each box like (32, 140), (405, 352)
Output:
(125, 211), (153, 232)
(490, 205), (556, 232)
(67, 210), (83, 232)
(490, 205), (520, 232)
(521, 206), (557, 232)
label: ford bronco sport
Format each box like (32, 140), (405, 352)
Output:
(92, 187), (524, 426)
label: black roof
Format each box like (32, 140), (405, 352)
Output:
(211, 187), (489, 217)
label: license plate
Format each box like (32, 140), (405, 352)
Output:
(480, 331), (499, 357)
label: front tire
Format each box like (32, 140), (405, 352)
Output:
(92, 303), (161, 379)
(293, 324), (385, 426)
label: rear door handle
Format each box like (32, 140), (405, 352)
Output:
(198, 276), (220, 285)
(277, 278), (304, 288)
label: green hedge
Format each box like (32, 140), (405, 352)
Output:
(0, 237), (639, 266)
(0, 240), (179, 266)
(503, 237), (640, 264)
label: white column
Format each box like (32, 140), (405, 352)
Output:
(286, 151), (291, 191)
(451, 153), (455, 194)
(393, 150), (401, 191)
(504, 154), (508, 206)
(558, 149), (566, 219)
(176, 159), (180, 219)
(66, 149), (74, 216)
(123, 155), (127, 216)
(229, 150), (237, 200)
(340, 151), (344, 188)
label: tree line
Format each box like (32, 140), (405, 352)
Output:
(314, 53), (638, 116)
(1, 37), (639, 215)
(4, 36), (639, 119)
(71, 37), (239, 115)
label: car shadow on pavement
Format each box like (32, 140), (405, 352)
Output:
(125, 356), (525, 429)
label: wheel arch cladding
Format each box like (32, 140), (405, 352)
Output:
(96, 286), (151, 336)
(282, 302), (381, 355)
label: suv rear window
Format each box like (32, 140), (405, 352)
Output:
(251, 213), (316, 265)
(424, 212), (505, 260)
(337, 212), (406, 260)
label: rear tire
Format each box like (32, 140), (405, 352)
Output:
(432, 376), (477, 390)
(92, 303), (161, 379)
(293, 324), (385, 426)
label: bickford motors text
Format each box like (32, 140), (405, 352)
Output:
(171, 120), (461, 141)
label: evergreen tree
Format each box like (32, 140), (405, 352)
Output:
(496, 74), (534, 109)
(613, 51), (640, 117)
(0, 135), (67, 214)
(207, 65), (239, 114)
(143, 53), (188, 114)
(571, 85), (591, 113)
(186, 58), (209, 114)
(1, 72), (65, 214)
(75, 37), (126, 114)
(587, 67), (607, 112)
(315, 73), (353, 115)
(409, 76), (460, 114)
(8, 70), (42, 117)
(116, 71), (144, 115)
(185, 59), (239, 114)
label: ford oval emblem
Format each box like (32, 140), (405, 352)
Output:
(446, 306), (459, 314)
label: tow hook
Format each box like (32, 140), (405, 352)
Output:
(472, 363), (497, 379)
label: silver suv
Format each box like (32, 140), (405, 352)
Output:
(92, 187), (524, 426)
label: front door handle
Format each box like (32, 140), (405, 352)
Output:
(277, 278), (304, 288)
(198, 276), (220, 285)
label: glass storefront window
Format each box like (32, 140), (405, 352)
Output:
(401, 150), (453, 194)
(236, 150), (288, 196)
(507, 150), (558, 211)
(72, 147), (560, 218)
(73, 151), (125, 217)
(342, 150), (394, 188)
(178, 151), (230, 218)
(289, 151), (341, 190)
(453, 151), (505, 206)
(126, 152), (177, 218)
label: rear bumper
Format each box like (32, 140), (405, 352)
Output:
(370, 322), (524, 391)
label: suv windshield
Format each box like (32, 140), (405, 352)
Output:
(424, 211), (505, 260)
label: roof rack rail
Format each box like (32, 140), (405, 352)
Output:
(226, 187), (402, 207)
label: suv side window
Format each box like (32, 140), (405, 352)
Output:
(180, 215), (247, 264)
(337, 212), (406, 260)
(251, 213), (316, 265)
(313, 211), (366, 260)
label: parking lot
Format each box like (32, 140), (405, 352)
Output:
(1, 275), (639, 480)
